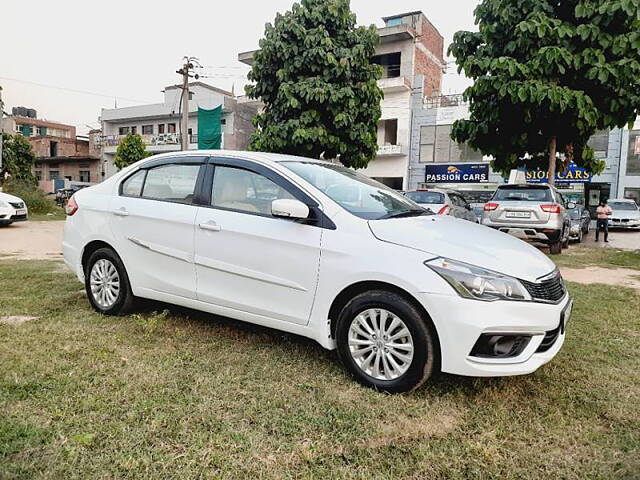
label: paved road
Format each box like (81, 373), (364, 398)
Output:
(582, 227), (640, 250)
(0, 220), (64, 260)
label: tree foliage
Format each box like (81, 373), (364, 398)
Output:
(245, 0), (383, 169)
(449, 0), (640, 182)
(113, 133), (151, 170)
(1, 133), (36, 186)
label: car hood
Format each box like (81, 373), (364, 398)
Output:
(0, 192), (24, 204)
(368, 215), (557, 282)
(611, 210), (640, 219)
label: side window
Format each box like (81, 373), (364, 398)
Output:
(121, 170), (146, 197)
(141, 164), (201, 203)
(450, 194), (461, 207)
(211, 166), (295, 215)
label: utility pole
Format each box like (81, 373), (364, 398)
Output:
(176, 56), (200, 151)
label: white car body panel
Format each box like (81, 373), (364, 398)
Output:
(0, 192), (29, 224)
(63, 150), (569, 378)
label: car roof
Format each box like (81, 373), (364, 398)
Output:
(497, 183), (552, 189)
(406, 188), (448, 194)
(140, 149), (334, 167)
(609, 198), (636, 203)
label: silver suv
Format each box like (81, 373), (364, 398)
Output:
(482, 184), (572, 254)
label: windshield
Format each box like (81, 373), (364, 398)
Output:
(283, 161), (429, 220)
(493, 186), (553, 202)
(609, 201), (638, 211)
(404, 191), (445, 204)
(568, 208), (582, 220)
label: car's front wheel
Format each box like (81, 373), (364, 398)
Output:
(336, 290), (437, 393)
(85, 247), (135, 315)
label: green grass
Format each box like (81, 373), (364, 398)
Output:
(1, 260), (639, 479)
(551, 246), (640, 271)
(28, 208), (66, 222)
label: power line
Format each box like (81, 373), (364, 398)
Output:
(0, 76), (155, 104)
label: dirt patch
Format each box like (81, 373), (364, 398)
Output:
(561, 267), (640, 290)
(0, 316), (39, 325)
(0, 221), (64, 260)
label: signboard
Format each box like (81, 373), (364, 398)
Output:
(424, 163), (490, 183)
(526, 162), (591, 184)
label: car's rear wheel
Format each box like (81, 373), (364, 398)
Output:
(85, 247), (135, 315)
(336, 290), (436, 393)
(577, 228), (583, 243)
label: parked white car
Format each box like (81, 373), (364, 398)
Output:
(63, 151), (571, 392)
(608, 199), (640, 229)
(404, 189), (478, 223)
(0, 192), (28, 226)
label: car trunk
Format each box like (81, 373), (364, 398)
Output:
(490, 201), (551, 224)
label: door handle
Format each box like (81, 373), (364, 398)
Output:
(199, 222), (221, 232)
(112, 208), (129, 217)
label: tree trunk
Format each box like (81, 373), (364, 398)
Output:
(547, 136), (557, 186)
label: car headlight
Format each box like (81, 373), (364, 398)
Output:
(424, 257), (532, 302)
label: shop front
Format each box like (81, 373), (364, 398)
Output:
(418, 162), (500, 201)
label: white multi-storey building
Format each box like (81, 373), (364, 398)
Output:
(100, 82), (258, 178)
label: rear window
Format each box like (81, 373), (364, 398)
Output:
(609, 201), (638, 211)
(493, 186), (552, 202)
(405, 191), (445, 204)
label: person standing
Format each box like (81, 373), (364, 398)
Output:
(595, 199), (612, 242)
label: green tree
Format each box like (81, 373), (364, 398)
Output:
(245, 0), (383, 169)
(448, 0), (640, 184)
(1, 133), (36, 185)
(113, 133), (151, 170)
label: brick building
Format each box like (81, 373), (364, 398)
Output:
(238, 10), (446, 189)
(3, 108), (101, 192)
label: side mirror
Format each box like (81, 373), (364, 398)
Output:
(567, 202), (576, 209)
(271, 198), (310, 219)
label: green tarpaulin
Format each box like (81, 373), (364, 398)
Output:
(198, 106), (222, 149)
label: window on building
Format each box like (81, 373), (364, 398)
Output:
(188, 92), (194, 100)
(35, 170), (42, 181)
(626, 130), (640, 176)
(167, 123), (176, 133)
(371, 52), (401, 78)
(158, 124), (165, 134)
(588, 129), (609, 158)
(49, 141), (58, 157)
(624, 188), (640, 204)
(49, 170), (60, 180)
(38, 126), (47, 136)
(142, 164), (201, 203)
(370, 177), (403, 190)
(419, 125), (435, 162)
(188, 128), (193, 135)
(79, 170), (91, 183)
(221, 118), (226, 125)
(131, 126), (137, 135)
(385, 17), (403, 27)
(118, 127), (130, 136)
(142, 125), (153, 135)
(379, 119), (398, 146)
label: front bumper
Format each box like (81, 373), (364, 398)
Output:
(418, 292), (571, 377)
(609, 220), (640, 229)
(0, 211), (28, 224)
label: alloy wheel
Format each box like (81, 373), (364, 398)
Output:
(347, 308), (414, 380)
(90, 259), (120, 309)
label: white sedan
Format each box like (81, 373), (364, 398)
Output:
(63, 151), (571, 393)
(0, 191), (28, 226)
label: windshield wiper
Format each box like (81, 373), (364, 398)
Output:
(379, 209), (431, 220)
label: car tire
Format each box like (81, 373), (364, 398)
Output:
(561, 230), (570, 249)
(549, 241), (562, 255)
(85, 247), (136, 315)
(577, 229), (583, 243)
(335, 290), (437, 393)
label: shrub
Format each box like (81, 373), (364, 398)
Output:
(3, 179), (60, 214)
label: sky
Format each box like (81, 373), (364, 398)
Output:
(0, 0), (479, 135)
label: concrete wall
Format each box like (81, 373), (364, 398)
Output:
(28, 136), (90, 158)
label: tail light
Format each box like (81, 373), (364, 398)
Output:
(484, 203), (499, 211)
(540, 204), (561, 214)
(66, 196), (78, 216)
(437, 205), (450, 215)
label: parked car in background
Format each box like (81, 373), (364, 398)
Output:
(567, 204), (590, 242)
(608, 199), (640, 229)
(404, 189), (477, 222)
(0, 192), (28, 226)
(63, 151), (571, 393)
(482, 184), (571, 254)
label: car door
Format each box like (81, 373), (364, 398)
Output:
(193, 158), (323, 326)
(109, 157), (206, 299)
(457, 195), (475, 222)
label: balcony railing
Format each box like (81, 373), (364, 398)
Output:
(377, 144), (405, 156)
(423, 94), (467, 109)
(101, 133), (198, 147)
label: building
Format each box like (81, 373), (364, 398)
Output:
(100, 82), (259, 178)
(407, 82), (636, 214)
(2, 108), (101, 192)
(238, 10), (446, 190)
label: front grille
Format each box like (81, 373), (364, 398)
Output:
(520, 271), (566, 303)
(9, 201), (25, 209)
(536, 324), (561, 352)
